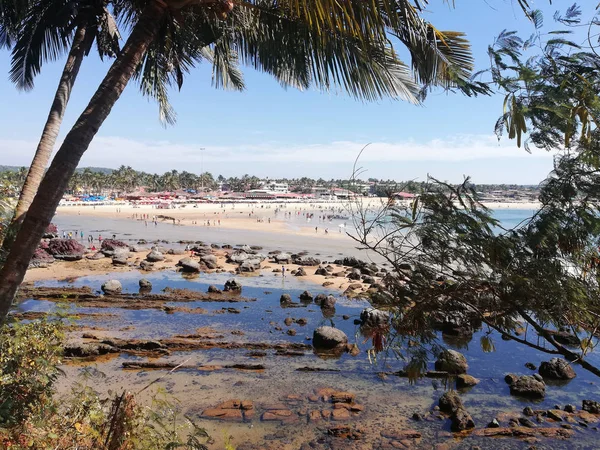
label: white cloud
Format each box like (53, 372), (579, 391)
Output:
(0, 134), (554, 182)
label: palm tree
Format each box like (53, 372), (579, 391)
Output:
(0, 0), (121, 253)
(0, 0), (480, 320)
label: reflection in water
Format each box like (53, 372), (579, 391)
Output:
(18, 269), (600, 448)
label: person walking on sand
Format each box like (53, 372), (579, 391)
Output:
(282, 266), (286, 277)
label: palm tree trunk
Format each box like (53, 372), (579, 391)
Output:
(1, 25), (88, 255)
(0, 0), (167, 321)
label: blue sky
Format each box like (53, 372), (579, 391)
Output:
(0, 1), (593, 183)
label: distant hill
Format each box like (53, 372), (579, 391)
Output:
(0, 165), (26, 172)
(0, 166), (113, 174)
(75, 167), (114, 174)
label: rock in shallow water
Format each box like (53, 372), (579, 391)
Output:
(435, 349), (468, 374)
(509, 375), (546, 399)
(539, 358), (576, 380)
(101, 280), (122, 294)
(313, 326), (348, 350)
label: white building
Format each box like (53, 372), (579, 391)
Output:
(261, 181), (289, 193)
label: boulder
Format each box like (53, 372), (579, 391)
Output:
(112, 255), (128, 266)
(280, 294), (292, 304)
(295, 267), (307, 277)
(274, 253), (292, 264)
(362, 276), (376, 284)
(435, 349), (468, 374)
(207, 285), (222, 294)
(167, 248), (185, 255)
(43, 223), (59, 239)
(452, 407), (475, 431)
(315, 266), (329, 276)
(101, 280), (122, 294)
(29, 248), (54, 268)
(100, 239), (129, 256)
(129, 245), (147, 253)
(439, 391), (463, 414)
(47, 239), (85, 261)
(314, 294), (328, 305)
(321, 295), (337, 309)
(139, 279), (152, 291)
(299, 291), (313, 302)
(177, 257), (201, 273)
(360, 308), (389, 327)
(539, 358), (576, 380)
(228, 250), (249, 264)
(456, 374), (480, 388)
(238, 259), (261, 272)
(582, 400), (600, 414)
(201, 254), (218, 269)
(347, 269), (362, 280)
(140, 260), (154, 271)
(224, 279), (242, 292)
(146, 250), (165, 262)
(293, 256), (321, 266)
(313, 326), (348, 350)
(509, 375), (546, 399)
(87, 252), (105, 260)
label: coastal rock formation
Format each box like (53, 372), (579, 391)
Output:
(29, 247), (54, 268)
(47, 239), (85, 261)
(321, 295), (336, 309)
(295, 267), (307, 277)
(438, 391), (474, 431)
(347, 269), (362, 280)
(539, 358), (576, 380)
(360, 308), (389, 327)
(139, 279), (152, 291)
(435, 349), (468, 374)
(314, 294), (328, 305)
(438, 391), (463, 414)
(274, 253), (292, 264)
(224, 279), (242, 292)
(146, 250), (165, 262)
(280, 294), (292, 304)
(299, 291), (313, 302)
(228, 250), (249, 264)
(456, 374), (480, 388)
(313, 326), (348, 350)
(101, 280), (122, 294)
(43, 223), (59, 239)
(101, 239), (129, 256)
(201, 254), (218, 269)
(315, 266), (329, 276)
(582, 400), (600, 414)
(207, 285), (222, 294)
(506, 375), (546, 398)
(139, 260), (154, 271)
(293, 255), (321, 266)
(177, 257), (201, 273)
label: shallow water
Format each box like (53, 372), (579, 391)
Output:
(15, 267), (600, 449)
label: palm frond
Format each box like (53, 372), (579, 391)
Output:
(9, 0), (74, 90)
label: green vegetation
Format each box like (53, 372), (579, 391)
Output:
(0, 320), (210, 449)
(352, 4), (600, 378)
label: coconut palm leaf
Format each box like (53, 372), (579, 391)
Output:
(8, 0), (74, 89)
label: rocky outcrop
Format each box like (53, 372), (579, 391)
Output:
(146, 250), (165, 262)
(347, 269), (362, 280)
(29, 248), (54, 268)
(295, 267), (307, 277)
(177, 257), (201, 273)
(315, 266), (329, 276)
(438, 391), (474, 431)
(47, 239), (85, 261)
(280, 294), (292, 305)
(201, 254), (218, 269)
(101, 280), (122, 294)
(139, 279), (152, 291)
(539, 358), (576, 380)
(313, 326), (348, 351)
(101, 239), (129, 256)
(207, 285), (222, 294)
(299, 291), (313, 302)
(274, 253), (292, 264)
(228, 250), (249, 264)
(224, 279), (242, 292)
(43, 223), (59, 239)
(238, 259), (261, 272)
(582, 400), (600, 414)
(506, 374), (546, 398)
(456, 374), (480, 388)
(435, 349), (468, 374)
(360, 308), (389, 327)
(293, 255), (321, 266)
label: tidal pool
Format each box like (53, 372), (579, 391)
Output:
(15, 269), (600, 449)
